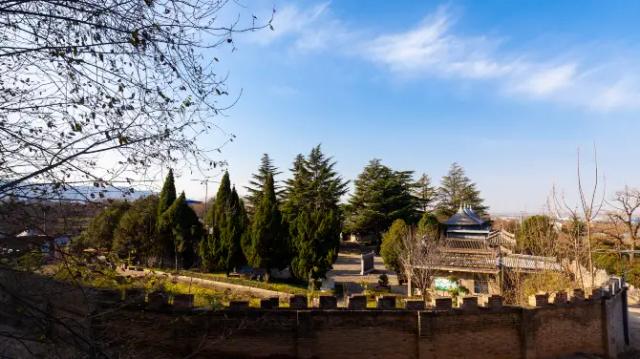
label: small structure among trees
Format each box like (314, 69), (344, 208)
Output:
(384, 205), (562, 303)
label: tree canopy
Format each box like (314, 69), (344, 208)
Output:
(380, 219), (408, 274)
(249, 173), (289, 276)
(282, 145), (348, 282)
(244, 154), (282, 214)
(113, 195), (159, 265)
(344, 159), (417, 240)
(0, 1), (271, 201)
(436, 163), (488, 217)
(200, 172), (247, 273)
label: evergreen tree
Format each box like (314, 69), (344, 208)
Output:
(344, 159), (417, 242)
(113, 195), (159, 266)
(78, 200), (130, 250)
(380, 219), (408, 274)
(244, 153), (282, 214)
(156, 168), (177, 266)
(282, 145), (348, 283)
(436, 163), (488, 217)
(157, 169), (177, 217)
(199, 172), (247, 273)
(517, 215), (557, 256)
(159, 192), (203, 269)
(249, 173), (289, 279)
(413, 173), (437, 214)
(417, 212), (442, 240)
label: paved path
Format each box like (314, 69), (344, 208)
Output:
(118, 267), (292, 299)
(325, 252), (406, 295)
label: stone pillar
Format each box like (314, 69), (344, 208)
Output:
(488, 295), (503, 311)
(228, 300), (249, 310)
(572, 288), (585, 302)
(554, 291), (568, 305)
(260, 297), (279, 309)
(535, 293), (549, 307)
(461, 296), (478, 311)
(435, 297), (453, 311)
(405, 300), (425, 310)
(376, 296), (396, 309)
(289, 295), (307, 309)
(347, 295), (367, 309)
(319, 295), (337, 309)
(147, 290), (168, 310)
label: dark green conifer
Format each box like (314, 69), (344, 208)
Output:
(250, 174), (289, 279)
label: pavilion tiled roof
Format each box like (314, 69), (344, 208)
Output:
(445, 205), (487, 226)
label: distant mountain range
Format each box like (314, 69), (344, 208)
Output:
(3, 184), (155, 202)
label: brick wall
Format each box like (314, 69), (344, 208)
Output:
(94, 289), (628, 358)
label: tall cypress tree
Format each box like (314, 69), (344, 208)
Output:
(156, 168), (177, 266)
(436, 163), (488, 217)
(244, 153), (282, 214)
(158, 169), (177, 217)
(250, 173), (289, 279)
(199, 172), (247, 273)
(282, 145), (348, 283)
(159, 192), (203, 270)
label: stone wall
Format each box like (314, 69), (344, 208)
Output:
(94, 288), (629, 358)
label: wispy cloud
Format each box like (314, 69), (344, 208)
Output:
(247, 2), (352, 51)
(251, 2), (640, 112)
(363, 6), (640, 111)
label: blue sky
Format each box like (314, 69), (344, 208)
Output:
(172, 1), (640, 215)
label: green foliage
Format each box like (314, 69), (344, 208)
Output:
(417, 212), (441, 239)
(244, 153), (282, 214)
(344, 159), (417, 241)
(516, 215), (558, 255)
(413, 173), (437, 213)
(249, 173), (290, 274)
(156, 169), (178, 265)
(436, 163), (487, 217)
(199, 172), (247, 273)
(380, 219), (408, 274)
(76, 200), (130, 250)
(157, 169), (177, 217)
(282, 146), (348, 281)
(158, 192), (203, 269)
(112, 195), (159, 264)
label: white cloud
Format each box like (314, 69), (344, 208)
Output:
(246, 1), (351, 51)
(248, 2), (640, 111)
(515, 64), (576, 96)
(362, 6), (640, 112)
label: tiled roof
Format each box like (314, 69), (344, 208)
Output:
(445, 205), (487, 226)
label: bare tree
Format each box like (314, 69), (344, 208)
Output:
(0, 0), (273, 201)
(550, 145), (605, 289)
(398, 229), (440, 304)
(606, 186), (640, 262)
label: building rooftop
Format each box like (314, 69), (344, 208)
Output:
(444, 205), (487, 226)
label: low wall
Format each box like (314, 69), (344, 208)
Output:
(94, 288), (629, 359)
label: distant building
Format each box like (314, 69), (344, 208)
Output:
(411, 205), (560, 297)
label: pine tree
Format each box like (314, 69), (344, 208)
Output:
(156, 168), (177, 266)
(159, 192), (203, 270)
(199, 172), (247, 273)
(113, 195), (158, 266)
(344, 159), (417, 242)
(157, 169), (177, 217)
(282, 145), (348, 283)
(244, 153), (282, 214)
(413, 173), (436, 214)
(436, 163), (488, 217)
(250, 173), (289, 279)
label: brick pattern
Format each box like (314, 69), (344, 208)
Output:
(97, 287), (626, 358)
